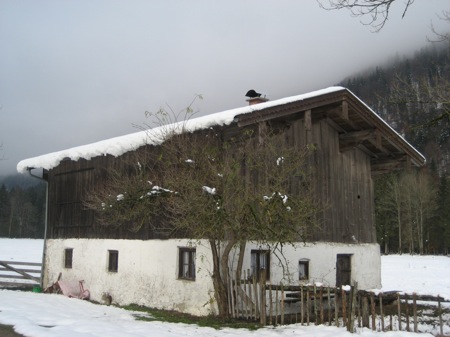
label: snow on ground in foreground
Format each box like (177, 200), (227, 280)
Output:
(0, 290), (427, 337)
(0, 239), (449, 337)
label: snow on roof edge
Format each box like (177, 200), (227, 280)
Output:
(345, 88), (426, 165)
(16, 86), (347, 174)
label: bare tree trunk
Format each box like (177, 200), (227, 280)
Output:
(209, 240), (230, 318)
(235, 241), (246, 282)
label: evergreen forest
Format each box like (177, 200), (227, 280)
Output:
(0, 175), (46, 238)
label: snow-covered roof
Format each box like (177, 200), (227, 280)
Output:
(17, 87), (344, 173)
(17, 86), (425, 173)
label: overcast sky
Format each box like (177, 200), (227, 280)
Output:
(0, 0), (448, 175)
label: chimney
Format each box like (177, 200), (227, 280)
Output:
(245, 89), (269, 105)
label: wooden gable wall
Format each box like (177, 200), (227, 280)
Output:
(46, 100), (377, 244)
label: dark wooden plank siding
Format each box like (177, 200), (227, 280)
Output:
(311, 120), (376, 243)
(46, 107), (377, 244)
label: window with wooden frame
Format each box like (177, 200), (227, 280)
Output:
(299, 259), (310, 281)
(108, 250), (119, 273)
(250, 250), (270, 281)
(64, 248), (73, 269)
(178, 247), (196, 281)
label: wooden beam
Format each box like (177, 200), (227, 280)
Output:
(375, 129), (382, 149)
(341, 100), (349, 120)
(305, 109), (312, 144)
(371, 156), (407, 174)
(339, 129), (375, 142)
(339, 129), (375, 151)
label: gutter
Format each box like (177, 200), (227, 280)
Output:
(26, 167), (48, 289)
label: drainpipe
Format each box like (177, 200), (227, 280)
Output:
(26, 167), (48, 289)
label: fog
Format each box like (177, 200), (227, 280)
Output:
(0, 0), (448, 175)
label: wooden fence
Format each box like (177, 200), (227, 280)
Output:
(228, 272), (448, 335)
(0, 260), (42, 289)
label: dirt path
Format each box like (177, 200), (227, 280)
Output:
(0, 324), (25, 337)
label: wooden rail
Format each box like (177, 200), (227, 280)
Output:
(0, 260), (42, 288)
(229, 276), (448, 335)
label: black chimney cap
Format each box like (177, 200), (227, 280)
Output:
(245, 89), (261, 98)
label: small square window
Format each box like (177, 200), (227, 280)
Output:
(250, 250), (270, 281)
(108, 250), (119, 273)
(64, 248), (73, 269)
(178, 247), (196, 280)
(299, 259), (309, 280)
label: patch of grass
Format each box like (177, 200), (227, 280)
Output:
(0, 324), (25, 337)
(122, 304), (262, 330)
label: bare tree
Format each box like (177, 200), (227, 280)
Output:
(377, 169), (436, 254)
(430, 10), (450, 42)
(84, 108), (321, 317)
(318, 0), (415, 31)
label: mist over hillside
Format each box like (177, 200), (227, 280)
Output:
(338, 42), (450, 175)
(0, 173), (43, 190)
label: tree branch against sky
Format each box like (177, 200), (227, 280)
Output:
(318, 0), (415, 31)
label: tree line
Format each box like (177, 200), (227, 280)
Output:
(0, 179), (46, 238)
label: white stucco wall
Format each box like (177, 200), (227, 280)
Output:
(232, 242), (381, 290)
(44, 239), (217, 316)
(44, 239), (380, 316)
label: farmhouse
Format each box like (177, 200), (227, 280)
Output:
(17, 87), (425, 316)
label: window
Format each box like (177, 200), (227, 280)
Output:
(108, 250), (119, 272)
(178, 247), (196, 280)
(250, 250), (270, 281)
(299, 259), (310, 280)
(64, 248), (73, 269)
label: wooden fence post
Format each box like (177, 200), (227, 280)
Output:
(313, 285), (318, 325)
(268, 281), (273, 325)
(281, 283), (285, 325)
(300, 285), (304, 325)
(413, 293), (417, 333)
(370, 292), (376, 331)
(347, 285), (353, 332)
(405, 294), (410, 331)
(349, 283), (357, 333)
(260, 270), (266, 325)
(248, 270), (254, 319)
(379, 293), (384, 331)
(397, 293), (402, 331)
(306, 286), (310, 325)
(327, 287), (332, 326)
(234, 276), (240, 318)
(438, 298), (443, 337)
(361, 293), (370, 328)
(357, 292), (362, 329)
(253, 275), (259, 319)
(320, 286), (324, 325)
(334, 287), (339, 327)
(341, 287), (347, 328)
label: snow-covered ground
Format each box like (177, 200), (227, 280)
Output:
(0, 239), (449, 337)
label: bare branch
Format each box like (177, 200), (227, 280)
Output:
(318, 0), (415, 32)
(429, 10), (450, 43)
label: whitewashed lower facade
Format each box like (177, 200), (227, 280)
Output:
(43, 239), (381, 316)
